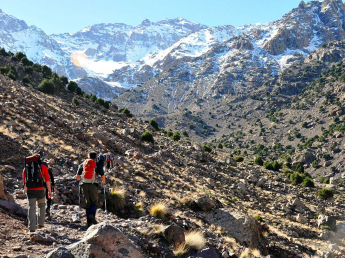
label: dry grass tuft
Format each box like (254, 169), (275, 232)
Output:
(240, 248), (261, 258)
(149, 202), (168, 219)
(109, 187), (126, 212)
(185, 230), (206, 250)
(173, 243), (188, 256)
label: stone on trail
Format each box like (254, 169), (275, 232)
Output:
(163, 224), (185, 248)
(318, 215), (337, 231)
(194, 195), (216, 211)
(0, 199), (20, 213)
(65, 222), (143, 258)
(202, 209), (262, 247)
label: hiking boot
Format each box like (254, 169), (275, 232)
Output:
(87, 216), (93, 228)
(89, 214), (98, 225)
(38, 225), (44, 229)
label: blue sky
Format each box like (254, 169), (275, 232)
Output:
(1, 0), (313, 34)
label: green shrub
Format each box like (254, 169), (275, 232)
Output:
(217, 143), (223, 149)
(119, 108), (133, 117)
(0, 48), (8, 56)
(68, 81), (78, 92)
(318, 188), (333, 199)
(22, 75), (30, 84)
(302, 177), (314, 187)
(142, 131), (154, 143)
(264, 161), (281, 171)
(95, 98), (105, 106)
(24, 66), (33, 73)
(11, 56), (19, 62)
(172, 132), (181, 141)
(320, 225), (331, 231)
(42, 65), (52, 78)
(167, 129), (173, 137)
(301, 122), (308, 128)
(290, 173), (303, 185)
(60, 75), (69, 85)
(6, 71), (16, 80)
(14, 52), (26, 60)
(311, 160), (319, 168)
(296, 163), (304, 173)
(254, 156), (264, 166)
(182, 131), (189, 137)
(21, 57), (32, 66)
(103, 101), (110, 109)
(149, 120), (159, 130)
(234, 156), (244, 162)
(254, 215), (264, 222)
(319, 177), (329, 184)
(72, 97), (79, 106)
(202, 144), (212, 153)
(38, 79), (55, 94)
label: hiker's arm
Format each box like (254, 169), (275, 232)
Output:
(48, 169), (55, 187)
(46, 181), (52, 198)
(101, 175), (106, 184)
(22, 168), (26, 188)
(76, 164), (83, 181)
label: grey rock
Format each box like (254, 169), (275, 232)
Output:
(67, 222), (143, 258)
(318, 215), (336, 231)
(194, 195), (216, 211)
(0, 199), (20, 213)
(189, 247), (221, 258)
(46, 247), (74, 258)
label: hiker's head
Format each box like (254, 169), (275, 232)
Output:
(89, 152), (97, 160)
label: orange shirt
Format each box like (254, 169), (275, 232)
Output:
(22, 163), (50, 190)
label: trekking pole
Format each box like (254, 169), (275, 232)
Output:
(51, 188), (54, 231)
(103, 184), (107, 221)
(78, 183), (81, 222)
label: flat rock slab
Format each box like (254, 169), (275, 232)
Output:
(0, 199), (20, 213)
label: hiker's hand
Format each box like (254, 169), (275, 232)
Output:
(48, 191), (52, 199)
(76, 175), (81, 181)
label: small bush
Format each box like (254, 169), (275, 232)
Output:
(234, 156), (244, 162)
(254, 215), (264, 222)
(217, 143), (223, 149)
(21, 57), (32, 66)
(68, 81), (78, 92)
(296, 163), (304, 173)
(302, 177), (314, 187)
(24, 66), (33, 73)
(134, 202), (145, 218)
(320, 225), (331, 231)
(301, 122), (308, 128)
(14, 52), (26, 60)
(60, 75), (69, 85)
(22, 76), (30, 84)
(42, 65), (52, 78)
(318, 188), (333, 199)
(11, 56), (19, 62)
(142, 130), (154, 143)
(6, 71), (16, 80)
(185, 230), (206, 250)
(264, 161), (281, 171)
(119, 108), (133, 117)
(172, 132), (181, 141)
(202, 144), (212, 153)
(149, 202), (168, 219)
(290, 173), (303, 185)
(72, 97), (79, 106)
(38, 79), (55, 94)
(167, 129), (173, 137)
(254, 156), (264, 166)
(182, 131), (189, 137)
(149, 119), (159, 130)
(319, 177), (329, 184)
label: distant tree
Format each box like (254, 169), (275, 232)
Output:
(60, 76), (69, 85)
(254, 156), (264, 166)
(172, 132), (181, 141)
(167, 129), (173, 137)
(22, 75), (30, 84)
(217, 142), (223, 149)
(296, 163), (304, 173)
(142, 131), (154, 144)
(21, 57), (32, 66)
(42, 65), (52, 78)
(182, 131), (189, 137)
(95, 98), (105, 106)
(0, 48), (8, 56)
(149, 120), (159, 130)
(14, 52), (26, 60)
(68, 81), (78, 92)
(38, 79), (55, 94)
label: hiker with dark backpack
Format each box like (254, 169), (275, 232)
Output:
(23, 154), (52, 233)
(76, 152), (105, 227)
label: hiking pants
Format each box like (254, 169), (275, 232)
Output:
(27, 189), (45, 231)
(81, 183), (98, 209)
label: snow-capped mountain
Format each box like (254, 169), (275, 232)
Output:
(114, 0), (345, 114)
(0, 10), (207, 99)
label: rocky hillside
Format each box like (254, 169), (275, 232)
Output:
(0, 49), (345, 257)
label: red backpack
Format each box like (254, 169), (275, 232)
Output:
(83, 159), (96, 180)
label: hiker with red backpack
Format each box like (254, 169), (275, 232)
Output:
(76, 152), (105, 227)
(23, 154), (52, 233)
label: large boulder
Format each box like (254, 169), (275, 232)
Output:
(59, 222), (143, 258)
(46, 247), (74, 258)
(318, 215), (337, 231)
(0, 199), (20, 213)
(202, 209), (262, 247)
